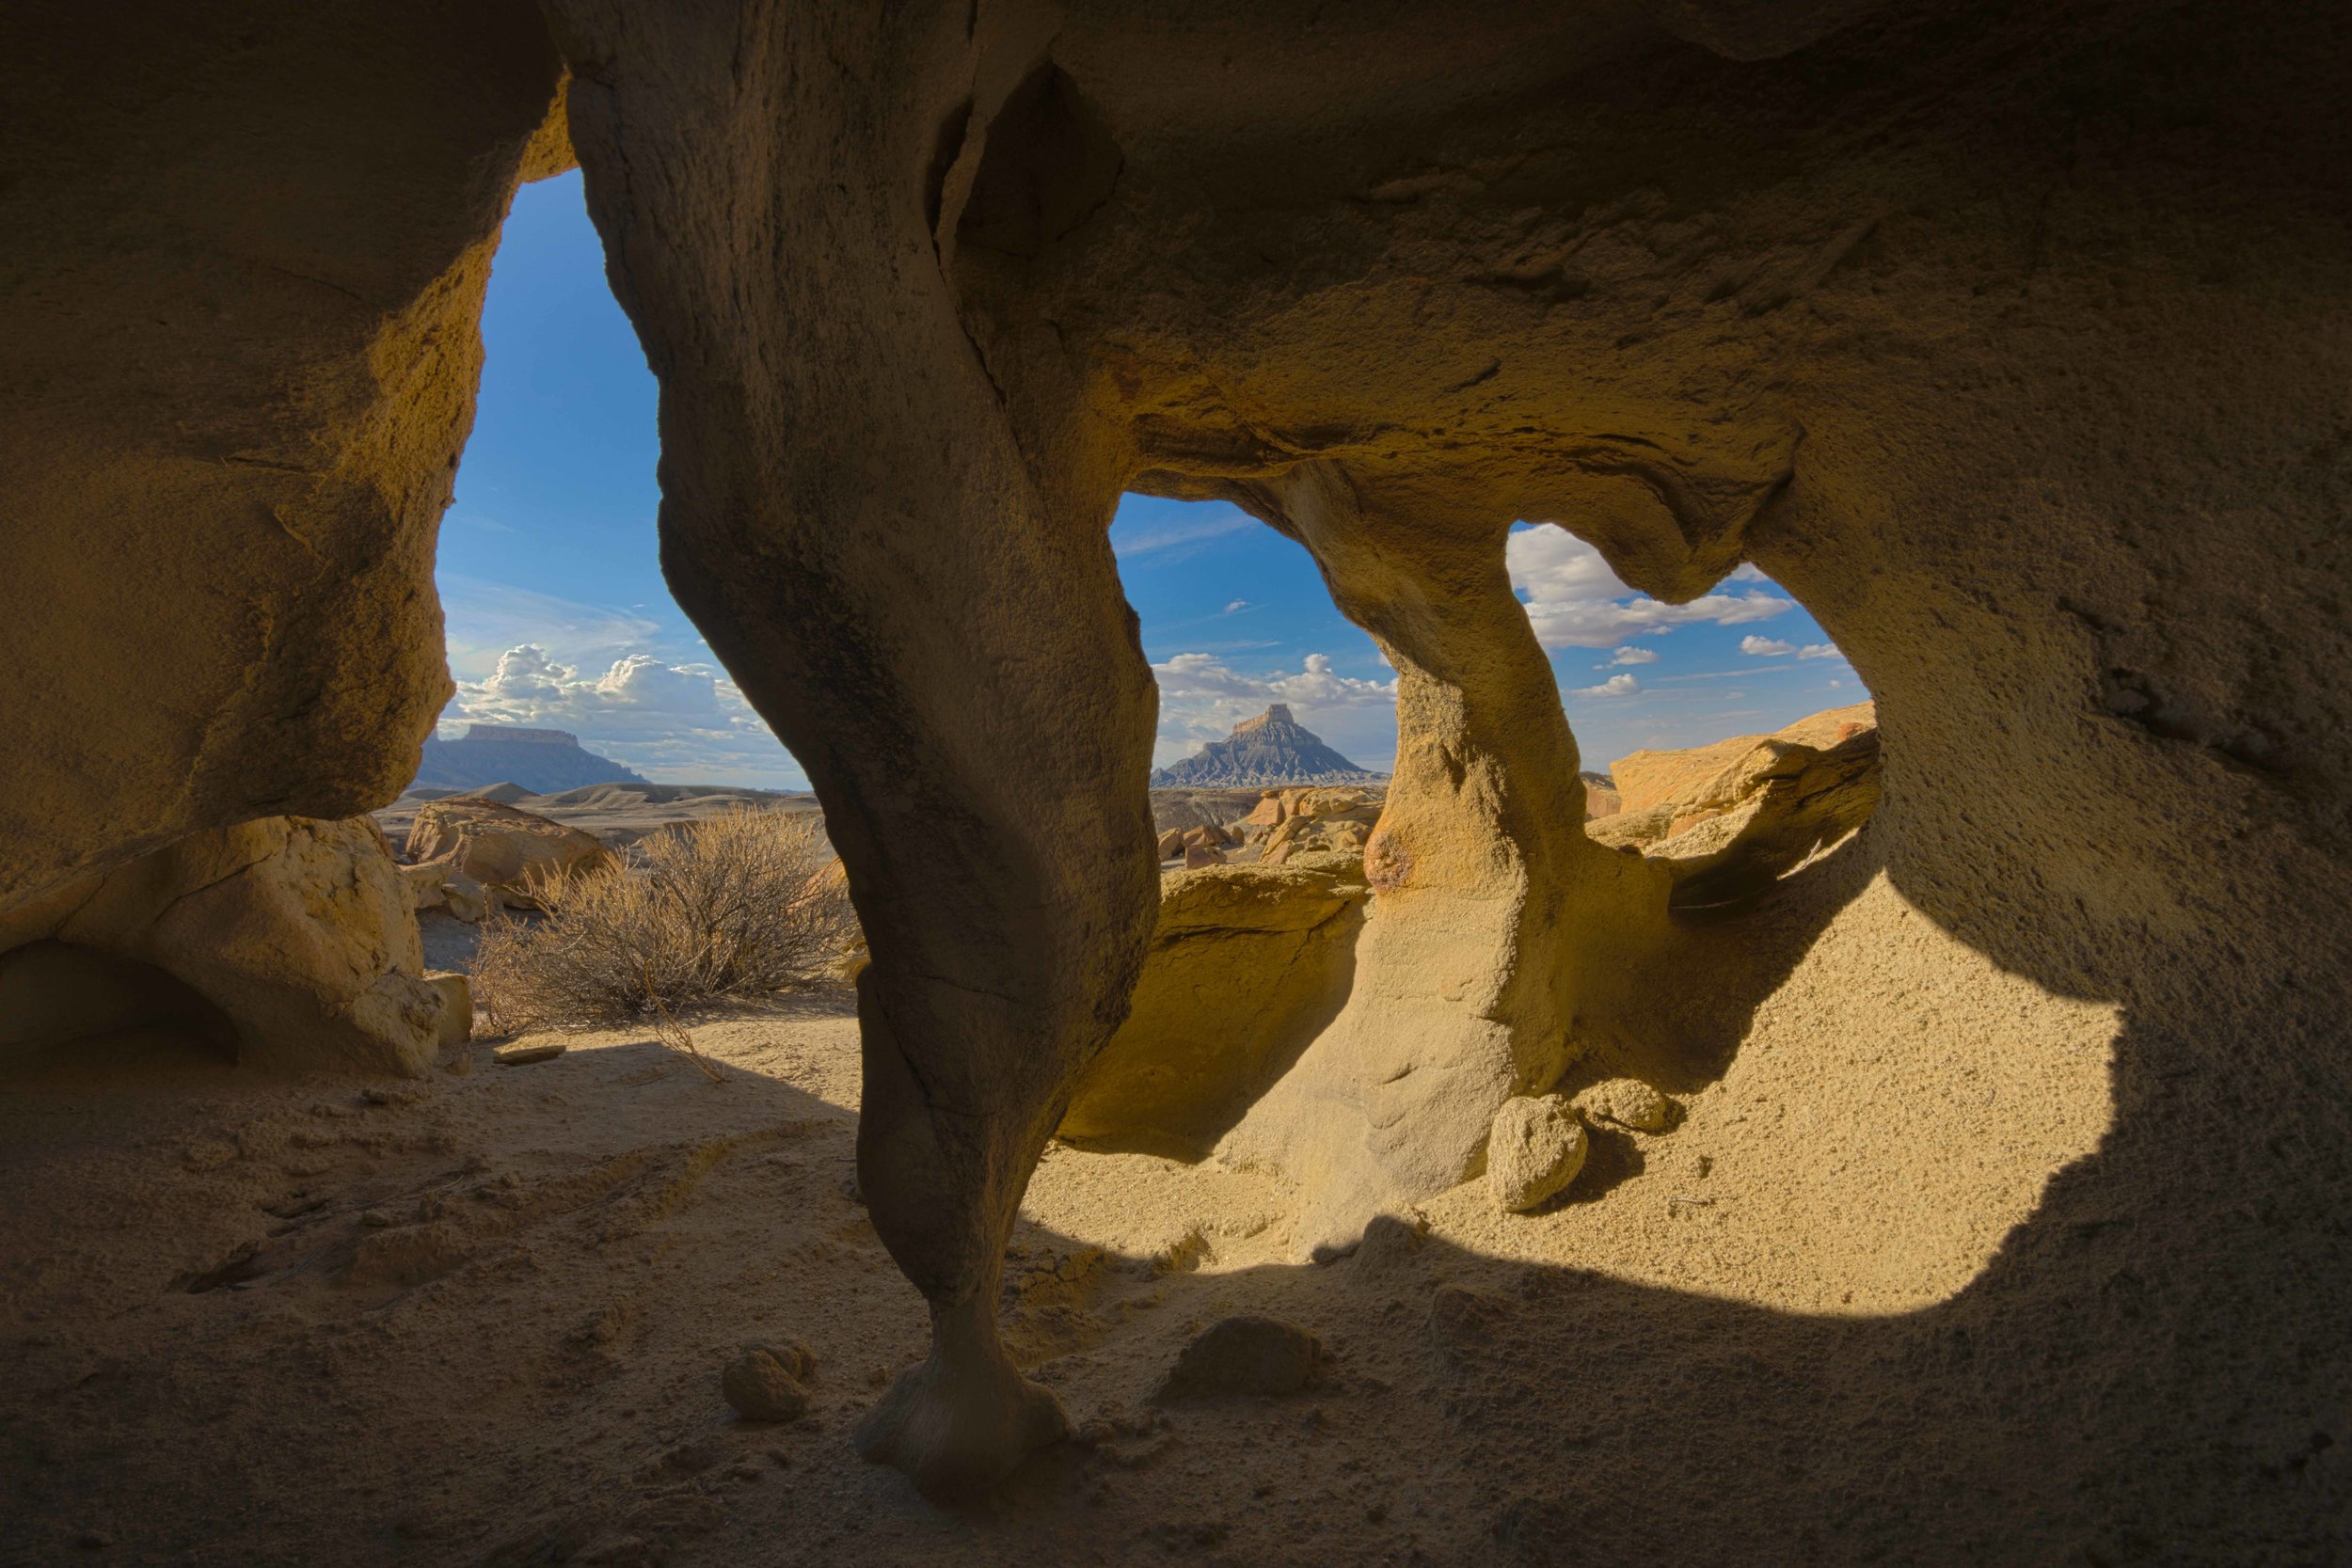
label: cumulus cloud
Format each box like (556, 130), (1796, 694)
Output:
(1506, 528), (1792, 648)
(1797, 642), (1843, 660)
(445, 643), (803, 784)
(1573, 673), (1643, 698)
(1603, 645), (1661, 666)
(1740, 636), (1796, 657)
(1150, 651), (1399, 768)
(437, 576), (660, 673)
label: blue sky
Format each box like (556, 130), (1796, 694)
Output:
(437, 172), (1860, 788)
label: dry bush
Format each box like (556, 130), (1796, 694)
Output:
(471, 807), (859, 1032)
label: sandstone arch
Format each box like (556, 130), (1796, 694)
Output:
(1200, 464), (1675, 1257)
(1, 0), (2345, 1537)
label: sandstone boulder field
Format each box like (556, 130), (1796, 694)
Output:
(2, 0), (2348, 1560)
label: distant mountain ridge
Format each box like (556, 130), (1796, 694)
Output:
(411, 723), (648, 796)
(1151, 705), (1386, 787)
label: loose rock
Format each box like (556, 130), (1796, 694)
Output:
(493, 1040), (565, 1067)
(723, 1344), (813, 1422)
(1152, 1315), (1320, 1401)
(424, 972), (472, 1047)
(441, 873), (491, 925)
(1486, 1095), (1588, 1212)
(1578, 1077), (1673, 1133)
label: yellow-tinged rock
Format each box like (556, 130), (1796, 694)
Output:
(405, 799), (610, 908)
(2, 817), (448, 1075)
(1059, 863), (1368, 1157)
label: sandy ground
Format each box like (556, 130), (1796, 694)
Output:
(0, 836), (2125, 1566)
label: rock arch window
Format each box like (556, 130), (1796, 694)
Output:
(1500, 521), (1881, 911)
(424, 169), (805, 798)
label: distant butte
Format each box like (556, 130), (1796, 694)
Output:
(1150, 705), (1387, 788)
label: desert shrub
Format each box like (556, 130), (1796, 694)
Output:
(471, 807), (859, 1031)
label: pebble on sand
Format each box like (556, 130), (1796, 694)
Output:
(723, 1341), (816, 1423)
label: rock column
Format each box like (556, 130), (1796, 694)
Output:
(1223, 463), (1669, 1253)
(544, 0), (1161, 1497)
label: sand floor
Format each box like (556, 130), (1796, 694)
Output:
(0, 847), (2125, 1566)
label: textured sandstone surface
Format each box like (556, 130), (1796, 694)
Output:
(0, 817), (446, 1076)
(0, 0), (2346, 1545)
(0, 5), (565, 911)
(1485, 1094), (1591, 1212)
(1591, 707), (1885, 907)
(1613, 704), (1877, 817)
(1060, 863), (1368, 1157)
(404, 798), (613, 906)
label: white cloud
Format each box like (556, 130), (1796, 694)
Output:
(1150, 651), (1399, 769)
(444, 643), (804, 787)
(1797, 642), (1843, 660)
(435, 575), (660, 679)
(1603, 645), (1661, 666)
(1573, 673), (1643, 698)
(1223, 599), (1251, 614)
(1740, 636), (1796, 657)
(1506, 528), (1792, 649)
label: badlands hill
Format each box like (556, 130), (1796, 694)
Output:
(1151, 705), (1386, 788)
(411, 723), (648, 796)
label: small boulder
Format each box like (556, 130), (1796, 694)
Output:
(405, 798), (610, 908)
(723, 1341), (816, 1422)
(1578, 1076), (1672, 1132)
(1152, 1315), (1320, 1402)
(1486, 1095), (1588, 1212)
(1241, 792), (1285, 829)
(398, 862), (448, 911)
(494, 1039), (565, 1066)
(440, 873), (491, 924)
(1182, 843), (1227, 869)
(424, 972), (472, 1048)
(1155, 828), (1185, 860)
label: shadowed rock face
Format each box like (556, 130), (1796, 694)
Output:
(2, 0), (2349, 1535)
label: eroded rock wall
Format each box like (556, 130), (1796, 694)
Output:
(0, 3), (564, 912)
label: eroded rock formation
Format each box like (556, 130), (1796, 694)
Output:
(3, 0), (2348, 1542)
(404, 797), (612, 908)
(1593, 702), (1884, 908)
(1060, 859), (1368, 1158)
(0, 817), (449, 1076)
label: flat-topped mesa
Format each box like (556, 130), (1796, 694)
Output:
(416, 725), (649, 795)
(464, 723), (579, 745)
(1152, 705), (1387, 789)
